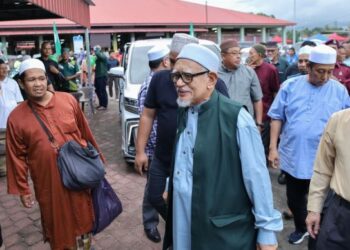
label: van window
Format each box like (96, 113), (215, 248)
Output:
(128, 45), (153, 84)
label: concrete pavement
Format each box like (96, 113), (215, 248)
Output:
(0, 97), (307, 250)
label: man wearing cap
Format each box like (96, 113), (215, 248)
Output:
(325, 39), (350, 94)
(268, 45), (350, 245)
(6, 59), (103, 249)
(163, 43), (282, 250)
(137, 44), (170, 243)
(285, 41), (317, 79)
(306, 109), (350, 250)
(135, 34), (228, 224)
(248, 44), (280, 162)
(94, 45), (108, 110)
(266, 41), (289, 83)
(218, 39), (263, 125)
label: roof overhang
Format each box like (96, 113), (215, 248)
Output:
(0, 0), (93, 28)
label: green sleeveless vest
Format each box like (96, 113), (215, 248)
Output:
(164, 90), (257, 250)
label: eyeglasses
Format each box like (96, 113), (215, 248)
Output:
(266, 49), (276, 53)
(298, 59), (309, 63)
(170, 70), (209, 84)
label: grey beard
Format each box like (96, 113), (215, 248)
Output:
(176, 98), (191, 107)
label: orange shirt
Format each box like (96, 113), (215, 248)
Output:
(6, 92), (103, 249)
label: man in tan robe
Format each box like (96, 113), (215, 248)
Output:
(6, 59), (104, 249)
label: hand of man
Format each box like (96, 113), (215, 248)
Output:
(134, 152), (148, 175)
(268, 148), (280, 168)
(306, 211), (321, 239)
(20, 194), (34, 208)
(257, 244), (278, 250)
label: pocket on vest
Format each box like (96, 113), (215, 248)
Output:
(209, 211), (250, 227)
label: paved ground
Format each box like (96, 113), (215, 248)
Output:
(0, 97), (308, 250)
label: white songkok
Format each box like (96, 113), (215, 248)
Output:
(19, 58), (46, 75)
(147, 45), (170, 62)
(177, 44), (220, 72)
(309, 45), (336, 64)
(298, 45), (313, 56)
(170, 33), (198, 54)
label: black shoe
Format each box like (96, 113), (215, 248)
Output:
(144, 227), (161, 243)
(278, 172), (287, 185)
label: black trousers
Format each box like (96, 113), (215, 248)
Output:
(286, 173), (310, 233)
(313, 193), (350, 250)
(95, 76), (108, 108)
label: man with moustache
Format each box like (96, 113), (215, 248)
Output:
(163, 43), (282, 250)
(218, 39), (263, 125)
(135, 34), (228, 226)
(268, 45), (350, 245)
(6, 59), (103, 249)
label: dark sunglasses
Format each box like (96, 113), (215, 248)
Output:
(170, 70), (209, 84)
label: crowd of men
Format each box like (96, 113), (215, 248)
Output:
(1, 33), (350, 250)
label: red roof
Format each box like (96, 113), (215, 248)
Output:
(328, 33), (348, 41)
(0, 0), (293, 29)
(89, 0), (293, 27)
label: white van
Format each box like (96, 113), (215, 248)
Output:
(110, 38), (220, 162)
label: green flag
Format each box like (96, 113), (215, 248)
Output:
(52, 22), (61, 61)
(189, 22), (194, 36)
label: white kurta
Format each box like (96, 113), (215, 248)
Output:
(0, 77), (23, 128)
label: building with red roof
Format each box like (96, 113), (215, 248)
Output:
(0, 0), (294, 54)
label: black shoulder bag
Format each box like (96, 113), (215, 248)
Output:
(28, 102), (105, 190)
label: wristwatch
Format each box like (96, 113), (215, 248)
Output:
(256, 122), (264, 128)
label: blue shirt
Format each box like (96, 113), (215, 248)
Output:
(137, 72), (157, 159)
(173, 107), (283, 250)
(268, 75), (350, 179)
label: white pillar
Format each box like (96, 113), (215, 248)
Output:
(240, 27), (245, 42)
(38, 35), (44, 47)
(262, 27), (267, 42)
(217, 27), (222, 45)
(1, 37), (7, 57)
(282, 27), (287, 46)
(112, 34), (118, 52)
(130, 33), (135, 42)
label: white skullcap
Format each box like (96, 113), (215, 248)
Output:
(177, 44), (219, 72)
(170, 33), (198, 54)
(309, 45), (336, 64)
(147, 45), (170, 62)
(19, 58), (46, 75)
(298, 45), (313, 56)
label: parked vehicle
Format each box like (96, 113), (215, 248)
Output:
(110, 38), (220, 162)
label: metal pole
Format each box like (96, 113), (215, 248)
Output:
(292, 0), (296, 45)
(85, 28), (94, 115)
(205, 0), (208, 27)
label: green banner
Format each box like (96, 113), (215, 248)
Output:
(190, 22), (194, 36)
(53, 22), (61, 60)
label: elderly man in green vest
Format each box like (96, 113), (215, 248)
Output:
(163, 44), (283, 250)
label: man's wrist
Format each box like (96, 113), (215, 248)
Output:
(256, 121), (264, 128)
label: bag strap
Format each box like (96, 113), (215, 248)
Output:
(28, 101), (56, 144)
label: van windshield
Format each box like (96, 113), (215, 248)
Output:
(128, 45), (153, 85)
(128, 43), (220, 85)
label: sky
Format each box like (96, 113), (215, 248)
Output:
(183, 0), (350, 29)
